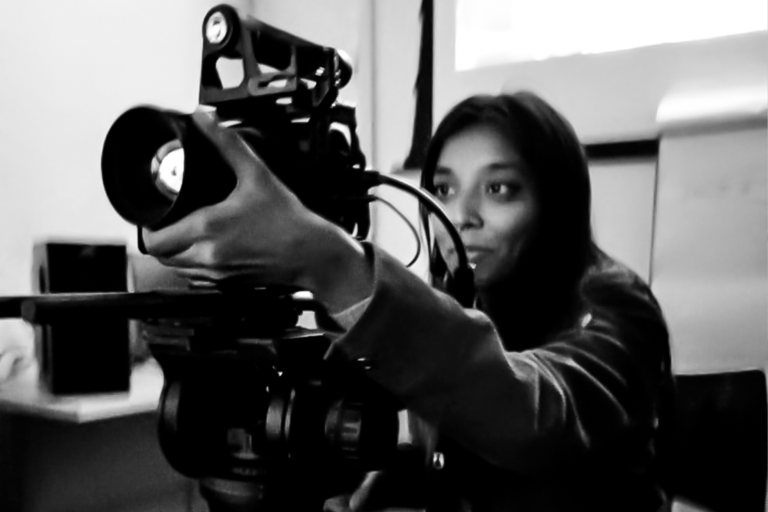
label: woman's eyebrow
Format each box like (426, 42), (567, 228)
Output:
(434, 165), (453, 177)
(485, 161), (524, 173)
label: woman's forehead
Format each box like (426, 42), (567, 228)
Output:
(435, 125), (529, 177)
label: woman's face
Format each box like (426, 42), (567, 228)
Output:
(432, 124), (540, 290)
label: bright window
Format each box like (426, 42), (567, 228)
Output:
(456, 0), (768, 70)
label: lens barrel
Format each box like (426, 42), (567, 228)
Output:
(102, 106), (237, 230)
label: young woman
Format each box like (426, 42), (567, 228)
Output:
(143, 92), (674, 512)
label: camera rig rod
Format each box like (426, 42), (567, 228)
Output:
(17, 290), (319, 325)
(0, 296), (26, 319)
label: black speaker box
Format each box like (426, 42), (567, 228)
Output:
(32, 241), (131, 395)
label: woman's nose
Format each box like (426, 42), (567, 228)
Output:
(448, 190), (483, 231)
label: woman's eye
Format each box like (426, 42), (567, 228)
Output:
(433, 183), (453, 199)
(488, 183), (507, 195)
(485, 181), (523, 201)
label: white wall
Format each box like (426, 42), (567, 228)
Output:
(652, 116), (767, 373)
(369, 0), (422, 174)
(433, 0), (767, 143)
(372, 1), (767, 265)
(367, 0), (426, 270)
(0, 0), (250, 296)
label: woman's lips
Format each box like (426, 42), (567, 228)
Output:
(465, 247), (491, 267)
(465, 245), (490, 254)
(447, 246), (490, 257)
(445, 246), (490, 268)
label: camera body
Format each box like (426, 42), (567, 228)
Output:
(98, 5), (400, 510)
(142, 289), (400, 510)
(102, 4), (373, 236)
(197, 4), (372, 237)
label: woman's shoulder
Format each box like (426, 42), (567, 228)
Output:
(580, 250), (663, 316)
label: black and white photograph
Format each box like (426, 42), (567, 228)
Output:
(0, 1), (765, 511)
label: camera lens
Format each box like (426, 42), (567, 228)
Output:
(151, 140), (185, 200)
(102, 106), (236, 230)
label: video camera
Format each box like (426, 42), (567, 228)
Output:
(1, 4), (474, 511)
(101, 4), (372, 237)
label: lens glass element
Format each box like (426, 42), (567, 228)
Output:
(151, 140), (185, 200)
(206, 12), (228, 44)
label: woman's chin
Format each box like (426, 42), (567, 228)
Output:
(472, 270), (490, 290)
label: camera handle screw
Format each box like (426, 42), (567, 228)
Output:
(206, 11), (228, 44)
(431, 451), (445, 470)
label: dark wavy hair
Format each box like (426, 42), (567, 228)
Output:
(420, 92), (598, 336)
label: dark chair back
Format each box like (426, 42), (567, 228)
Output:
(671, 369), (768, 512)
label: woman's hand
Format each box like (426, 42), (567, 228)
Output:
(142, 110), (373, 314)
(323, 471), (426, 512)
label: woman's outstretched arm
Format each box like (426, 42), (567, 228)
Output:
(328, 246), (670, 474)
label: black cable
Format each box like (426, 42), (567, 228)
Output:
(364, 171), (475, 307)
(367, 172), (468, 269)
(372, 195), (422, 268)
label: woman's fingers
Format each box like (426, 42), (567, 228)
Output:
(191, 109), (265, 188)
(191, 108), (300, 206)
(348, 471), (381, 511)
(142, 225), (196, 259)
(141, 200), (226, 258)
(139, 107), (318, 291)
(323, 495), (353, 512)
(142, 111), (282, 258)
(142, 110), (261, 260)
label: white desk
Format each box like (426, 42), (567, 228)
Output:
(0, 359), (163, 423)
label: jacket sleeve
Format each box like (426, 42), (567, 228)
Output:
(327, 243), (670, 474)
